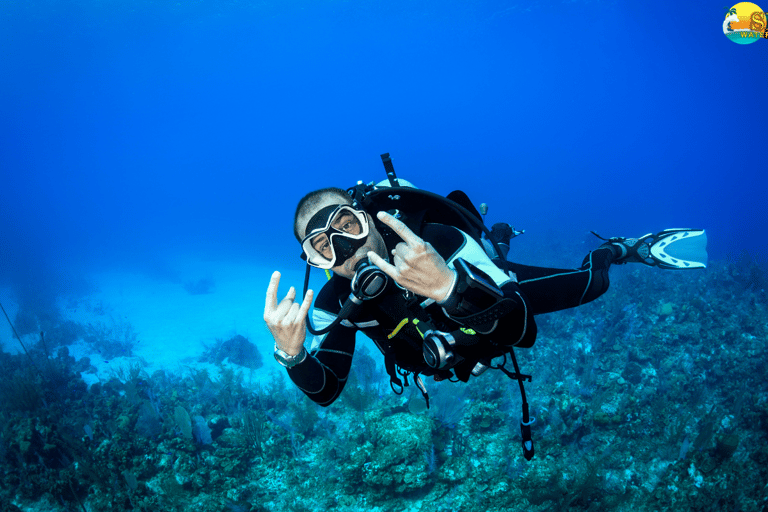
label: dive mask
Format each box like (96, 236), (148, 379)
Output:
(301, 205), (370, 269)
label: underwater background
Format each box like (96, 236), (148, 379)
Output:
(1, 0), (767, 511)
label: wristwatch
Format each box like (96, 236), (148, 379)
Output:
(274, 345), (307, 368)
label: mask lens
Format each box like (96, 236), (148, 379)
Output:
(330, 209), (362, 236)
(309, 233), (333, 260)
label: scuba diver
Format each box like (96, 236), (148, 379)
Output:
(263, 154), (708, 460)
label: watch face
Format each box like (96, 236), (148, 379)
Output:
(274, 348), (305, 368)
(274, 351), (291, 366)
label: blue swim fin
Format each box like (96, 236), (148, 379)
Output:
(595, 229), (708, 270)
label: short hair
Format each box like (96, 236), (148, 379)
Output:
(293, 187), (352, 241)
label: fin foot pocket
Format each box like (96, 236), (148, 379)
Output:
(597, 229), (708, 270)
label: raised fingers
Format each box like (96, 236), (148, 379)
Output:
(283, 289), (314, 324)
(376, 211), (423, 247)
(274, 286), (297, 317)
(368, 251), (399, 280)
(298, 288), (314, 320)
(264, 271), (282, 316)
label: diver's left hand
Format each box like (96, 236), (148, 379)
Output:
(368, 211), (456, 302)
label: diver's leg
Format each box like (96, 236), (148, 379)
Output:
(507, 246), (618, 315)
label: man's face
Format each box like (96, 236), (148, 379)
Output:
(298, 198), (387, 279)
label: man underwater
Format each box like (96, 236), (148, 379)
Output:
(263, 160), (707, 458)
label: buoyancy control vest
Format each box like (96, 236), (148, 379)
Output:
(302, 153), (536, 460)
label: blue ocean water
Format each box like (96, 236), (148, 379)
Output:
(1, 1), (767, 511)
(2, 0), (766, 276)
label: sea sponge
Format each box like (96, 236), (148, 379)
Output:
(358, 413), (434, 492)
(658, 302), (675, 316)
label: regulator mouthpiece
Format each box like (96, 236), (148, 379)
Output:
(351, 259), (389, 301)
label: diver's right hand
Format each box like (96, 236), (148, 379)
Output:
(263, 271), (313, 356)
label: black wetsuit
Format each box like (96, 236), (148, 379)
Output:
(287, 223), (615, 407)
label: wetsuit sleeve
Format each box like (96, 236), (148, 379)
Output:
(285, 291), (357, 407)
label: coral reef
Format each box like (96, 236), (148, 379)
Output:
(200, 335), (263, 370)
(1, 258), (767, 511)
